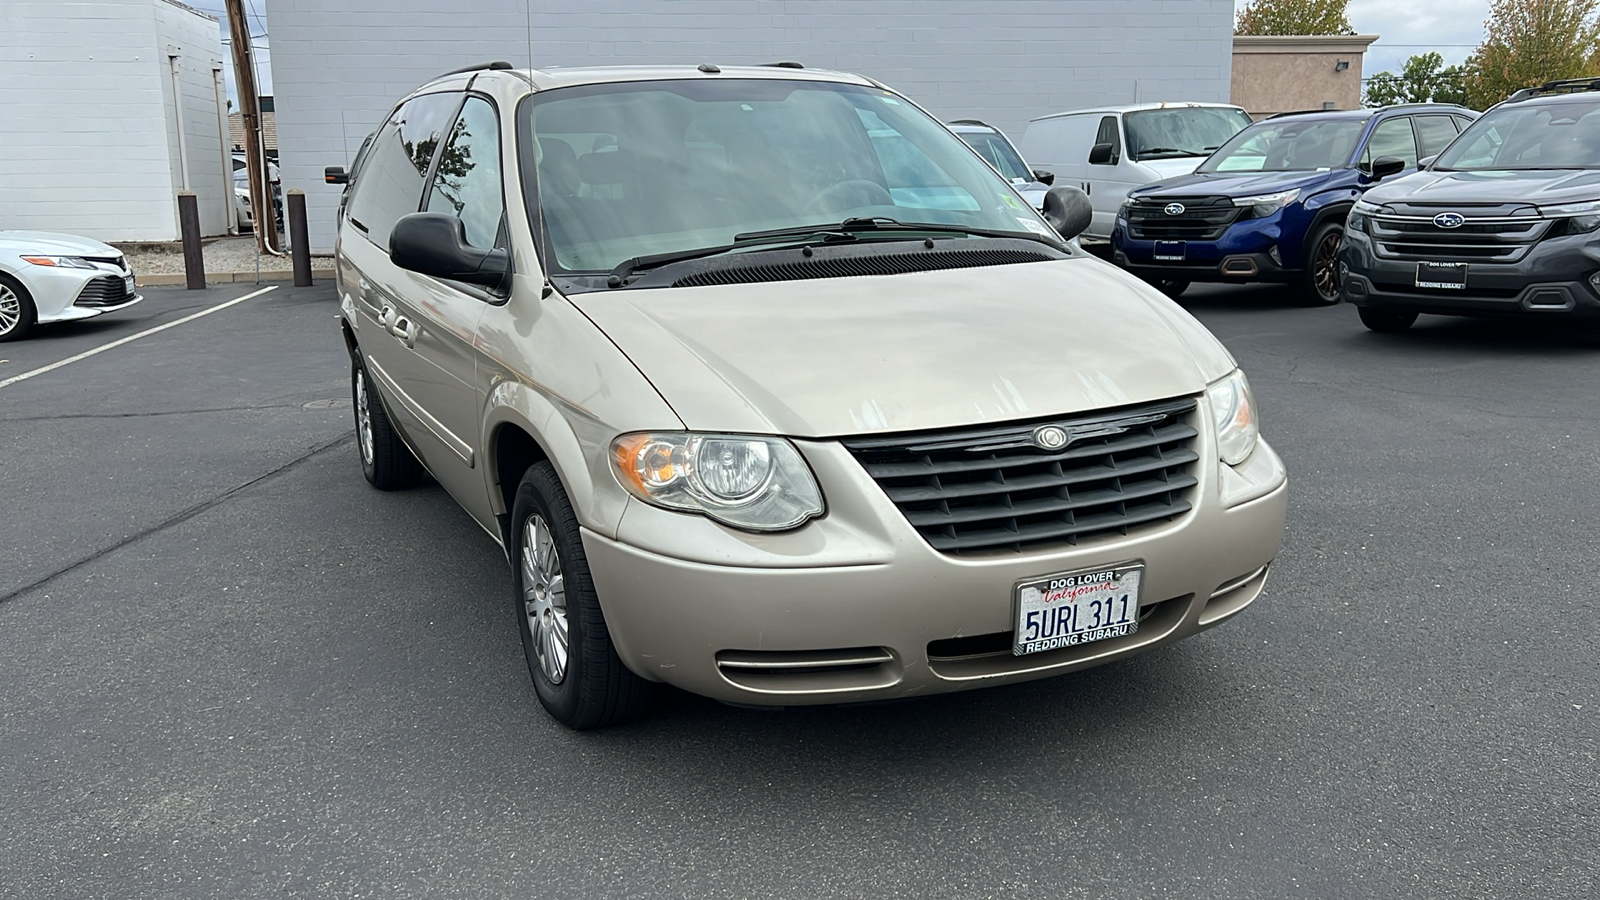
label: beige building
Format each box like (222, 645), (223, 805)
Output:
(1232, 34), (1379, 119)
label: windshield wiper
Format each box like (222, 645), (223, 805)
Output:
(1137, 147), (1207, 158)
(737, 217), (1053, 244)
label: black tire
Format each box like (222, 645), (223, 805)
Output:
(351, 352), (425, 490)
(0, 274), (38, 342)
(1297, 220), (1345, 306)
(512, 461), (653, 730)
(1155, 279), (1190, 299)
(1358, 306), (1418, 333)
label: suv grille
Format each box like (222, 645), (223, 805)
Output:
(1126, 197), (1242, 241)
(75, 275), (134, 307)
(841, 398), (1200, 555)
(1370, 214), (1551, 263)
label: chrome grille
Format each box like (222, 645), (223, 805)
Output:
(1370, 214), (1550, 263)
(1126, 197), (1242, 241)
(842, 398), (1200, 555)
(74, 274), (134, 307)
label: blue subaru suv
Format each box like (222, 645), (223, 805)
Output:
(1111, 105), (1477, 303)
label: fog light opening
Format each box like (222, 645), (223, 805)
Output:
(1221, 256), (1259, 276)
(1267, 245), (1283, 266)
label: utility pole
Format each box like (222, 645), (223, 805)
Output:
(225, 0), (280, 254)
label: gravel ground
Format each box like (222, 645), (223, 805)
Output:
(119, 235), (330, 275)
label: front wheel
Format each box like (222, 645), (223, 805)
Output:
(1297, 222), (1345, 306)
(0, 275), (38, 342)
(512, 462), (653, 730)
(1154, 279), (1189, 299)
(1358, 307), (1418, 333)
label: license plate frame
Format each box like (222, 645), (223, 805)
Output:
(1153, 240), (1186, 261)
(1012, 563), (1143, 656)
(123, 274), (136, 294)
(1416, 261), (1466, 290)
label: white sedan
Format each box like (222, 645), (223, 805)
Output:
(0, 231), (142, 341)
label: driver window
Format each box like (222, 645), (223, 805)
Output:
(1362, 117), (1419, 169)
(1091, 116), (1121, 165)
(424, 97), (505, 251)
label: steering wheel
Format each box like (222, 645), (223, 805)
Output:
(804, 179), (895, 215)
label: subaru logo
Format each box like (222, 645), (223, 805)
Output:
(1031, 425), (1069, 450)
(1164, 203), (1186, 216)
(1433, 212), (1465, 229)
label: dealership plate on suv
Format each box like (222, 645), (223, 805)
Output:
(1416, 261), (1466, 289)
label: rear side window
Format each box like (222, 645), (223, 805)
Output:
(1092, 116), (1121, 165)
(425, 97), (505, 251)
(1363, 117), (1419, 168)
(1415, 116), (1461, 157)
(345, 91), (463, 249)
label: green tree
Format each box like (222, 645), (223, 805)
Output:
(1364, 52), (1473, 107)
(1236, 0), (1354, 35)
(1465, 0), (1600, 108)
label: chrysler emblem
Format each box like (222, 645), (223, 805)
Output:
(1164, 203), (1186, 216)
(1433, 212), (1465, 228)
(1031, 425), (1069, 450)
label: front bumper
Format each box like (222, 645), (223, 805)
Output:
(18, 261), (141, 324)
(1112, 213), (1301, 284)
(582, 432), (1288, 706)
(1341, 229), (1600, 318)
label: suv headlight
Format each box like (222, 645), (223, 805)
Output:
(20, 255), (97, 269)
(1206, 370), (1259, 466)
(1232, 189), (1300, 218)
(1541, 199), (1600, 234)
(1348, 199), (1382, 234)
(611, 432), (824, 531)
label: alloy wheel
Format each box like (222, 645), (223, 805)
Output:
(521, 514), (570, 685)
(0, 284), (19, 335)
(354, 368), (376, 466)
(1313, 229), (1342, 301)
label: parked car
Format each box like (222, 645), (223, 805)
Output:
(0, 231), (141, 341)
(233, 153), (283, 230)
(1019, 103), (1254, 242)
(233, 185), (255, 232)
(1343, 80), (1600, 331)
(947, 119), (1054, 208)
(335, 61), (1288, 729)
(1112, 104), (1477, 302)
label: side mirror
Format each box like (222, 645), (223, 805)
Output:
(1417, 154), (1438, 169)
(1032, 169), (1056, 186)
(325, 166), (348, 185)
(1370, 156), (1407, 180)
(1041, 185), (1093, 240)
(1088, 142), (1117, 166)
(390, 213), (510, 289)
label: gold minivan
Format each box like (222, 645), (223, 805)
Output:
(334, 62), (1288, 729)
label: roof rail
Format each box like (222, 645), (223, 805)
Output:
(439, 60), (514, 78)
(947, 119), (995, 128)
(1507, 77), (1600, 102)
(761, 61), (804, 69)
(1266, 108), (1372, 119)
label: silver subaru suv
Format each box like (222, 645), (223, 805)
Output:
(334, 61), (1288, 729)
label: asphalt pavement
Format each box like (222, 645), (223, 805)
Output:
(1, 281), (1595, 899)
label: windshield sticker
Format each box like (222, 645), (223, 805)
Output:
(1016, 218), (1055, 237)
(878, 96), (901, 106)
(1000, 193), (1026, 210)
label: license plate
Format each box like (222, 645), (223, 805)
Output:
(1013, 564), (1143, 656)
(1153, 241), (1186, 261)
(1416, 261), (1466, 290)
(123, 274), (136, 294)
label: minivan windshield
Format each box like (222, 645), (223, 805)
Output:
(1198, 118), (1366, 173)
(1124, 107), (1253, 160)
(955, 130), (1032, 183)
(1433, 100), (1600, 170)
(519, 80), (1055, 273)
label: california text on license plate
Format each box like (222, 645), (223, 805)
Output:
(1013, 564), (1142, 656)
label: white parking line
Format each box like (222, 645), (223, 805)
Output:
(0, 285), (279, 391)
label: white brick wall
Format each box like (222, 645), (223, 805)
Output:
(0, 0), (228, 242)
(266, 0), (1236, 251)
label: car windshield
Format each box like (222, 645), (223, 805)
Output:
(1125, 107), (1253, 160)
(955, 130), (1032, 182)
(1198, 118), (1366, 173)
(518, 79), (1054, 273)
(1433, 100), (1600, 170)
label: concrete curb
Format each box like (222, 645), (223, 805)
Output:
(137, 269), (334, 287)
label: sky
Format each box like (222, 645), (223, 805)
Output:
(180, 0), (272, 102)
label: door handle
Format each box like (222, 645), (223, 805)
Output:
(391, 315), (418, 348)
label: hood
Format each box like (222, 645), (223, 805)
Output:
(1137, 156), (1211, 181)
(1017, 182), (1049, 209)
(570, 258), (1236, 437)
(0, 230), (122, 258)
(1363, 168), (1600, 209)
(1133, 168), (1334, 199)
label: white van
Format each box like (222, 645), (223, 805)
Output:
(1020, 103), (1253, 241)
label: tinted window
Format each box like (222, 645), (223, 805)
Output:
(345, 92), (462, 249)
(1363, 117), (1419, 168)
(1092, 116), (1121, 164)
(1436, 100), (1600, 170)
(956, 131), (1031, 182)
(425, 97), (505, 251)
(1201, 119), (1365, 172)
(1414, 116), (1460, 157)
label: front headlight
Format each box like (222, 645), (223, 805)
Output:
(611, 432), (824, 532)
(1232, 189), (1300, 218)
(1206, 370), (1259, 466)
(20, 255), (97, 269)
(1348, 199), (1381, 235)
(1541, 199), (1600, 234)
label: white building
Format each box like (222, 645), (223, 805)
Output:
(265, 0), (1239, 252)
(0, 0), (231, 242)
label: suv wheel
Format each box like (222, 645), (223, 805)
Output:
(0, 275), (37, 342)
(1153, 278), (1189, 299)
(1358, 307), (1418, 333)
(1298, 221), (1345, 306)
(351, 353), (426, 490)
(512, 462), (654, 730)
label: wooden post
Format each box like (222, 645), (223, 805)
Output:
(178, 190), (206, 290)
(288, 189), (312, 287)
